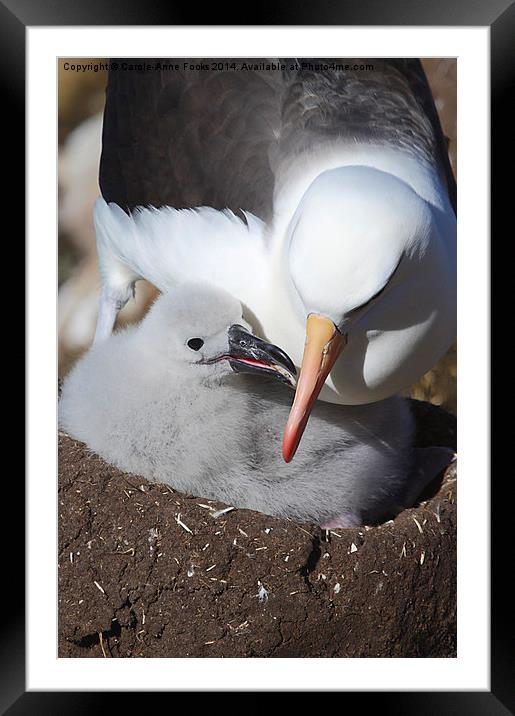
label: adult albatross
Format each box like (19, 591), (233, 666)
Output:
(94, 58), (456, 461)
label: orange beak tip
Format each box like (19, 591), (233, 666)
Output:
(282, 314), (345, 462)
(281, 428), (294, 462)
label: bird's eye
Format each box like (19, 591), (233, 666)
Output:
(187, 338), (204, 351)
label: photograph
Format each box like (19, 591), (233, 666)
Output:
(57, 57), (458, 659)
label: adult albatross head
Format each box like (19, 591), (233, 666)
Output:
(282, 163), (439, 462)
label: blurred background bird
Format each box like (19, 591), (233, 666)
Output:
(58, 58), (456, 415)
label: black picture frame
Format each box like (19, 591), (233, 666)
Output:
(11, 0), (504, 712)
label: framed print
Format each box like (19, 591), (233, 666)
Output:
(11, 0), (505, 710)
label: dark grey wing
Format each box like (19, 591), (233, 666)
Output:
(393, 59), (456, 213)
(276, 59), (456, 214)
(99, 59), (285, 221)
(100, 58), (455, 220)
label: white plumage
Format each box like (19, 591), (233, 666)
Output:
(60, 283), (451, 527)
(93, 61), (457, 461)
(94, 145), (455, 405)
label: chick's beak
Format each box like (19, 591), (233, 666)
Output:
(227, 324), (297, 388)
(282, 314), (346, 462)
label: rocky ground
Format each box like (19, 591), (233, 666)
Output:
(58, 399), (457, 658)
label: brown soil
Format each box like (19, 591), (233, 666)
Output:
(58, 399), (457, 658)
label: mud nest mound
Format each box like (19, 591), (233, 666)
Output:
(58, 399), (457, 658)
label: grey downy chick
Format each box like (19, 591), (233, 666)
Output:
(59, 283), (452, 528)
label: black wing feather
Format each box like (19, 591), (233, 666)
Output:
(99, 58), (456, 219)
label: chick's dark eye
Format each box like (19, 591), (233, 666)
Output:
(187, 338), (204, 351)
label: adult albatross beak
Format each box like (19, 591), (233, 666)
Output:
(282, 314), (346, 462)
